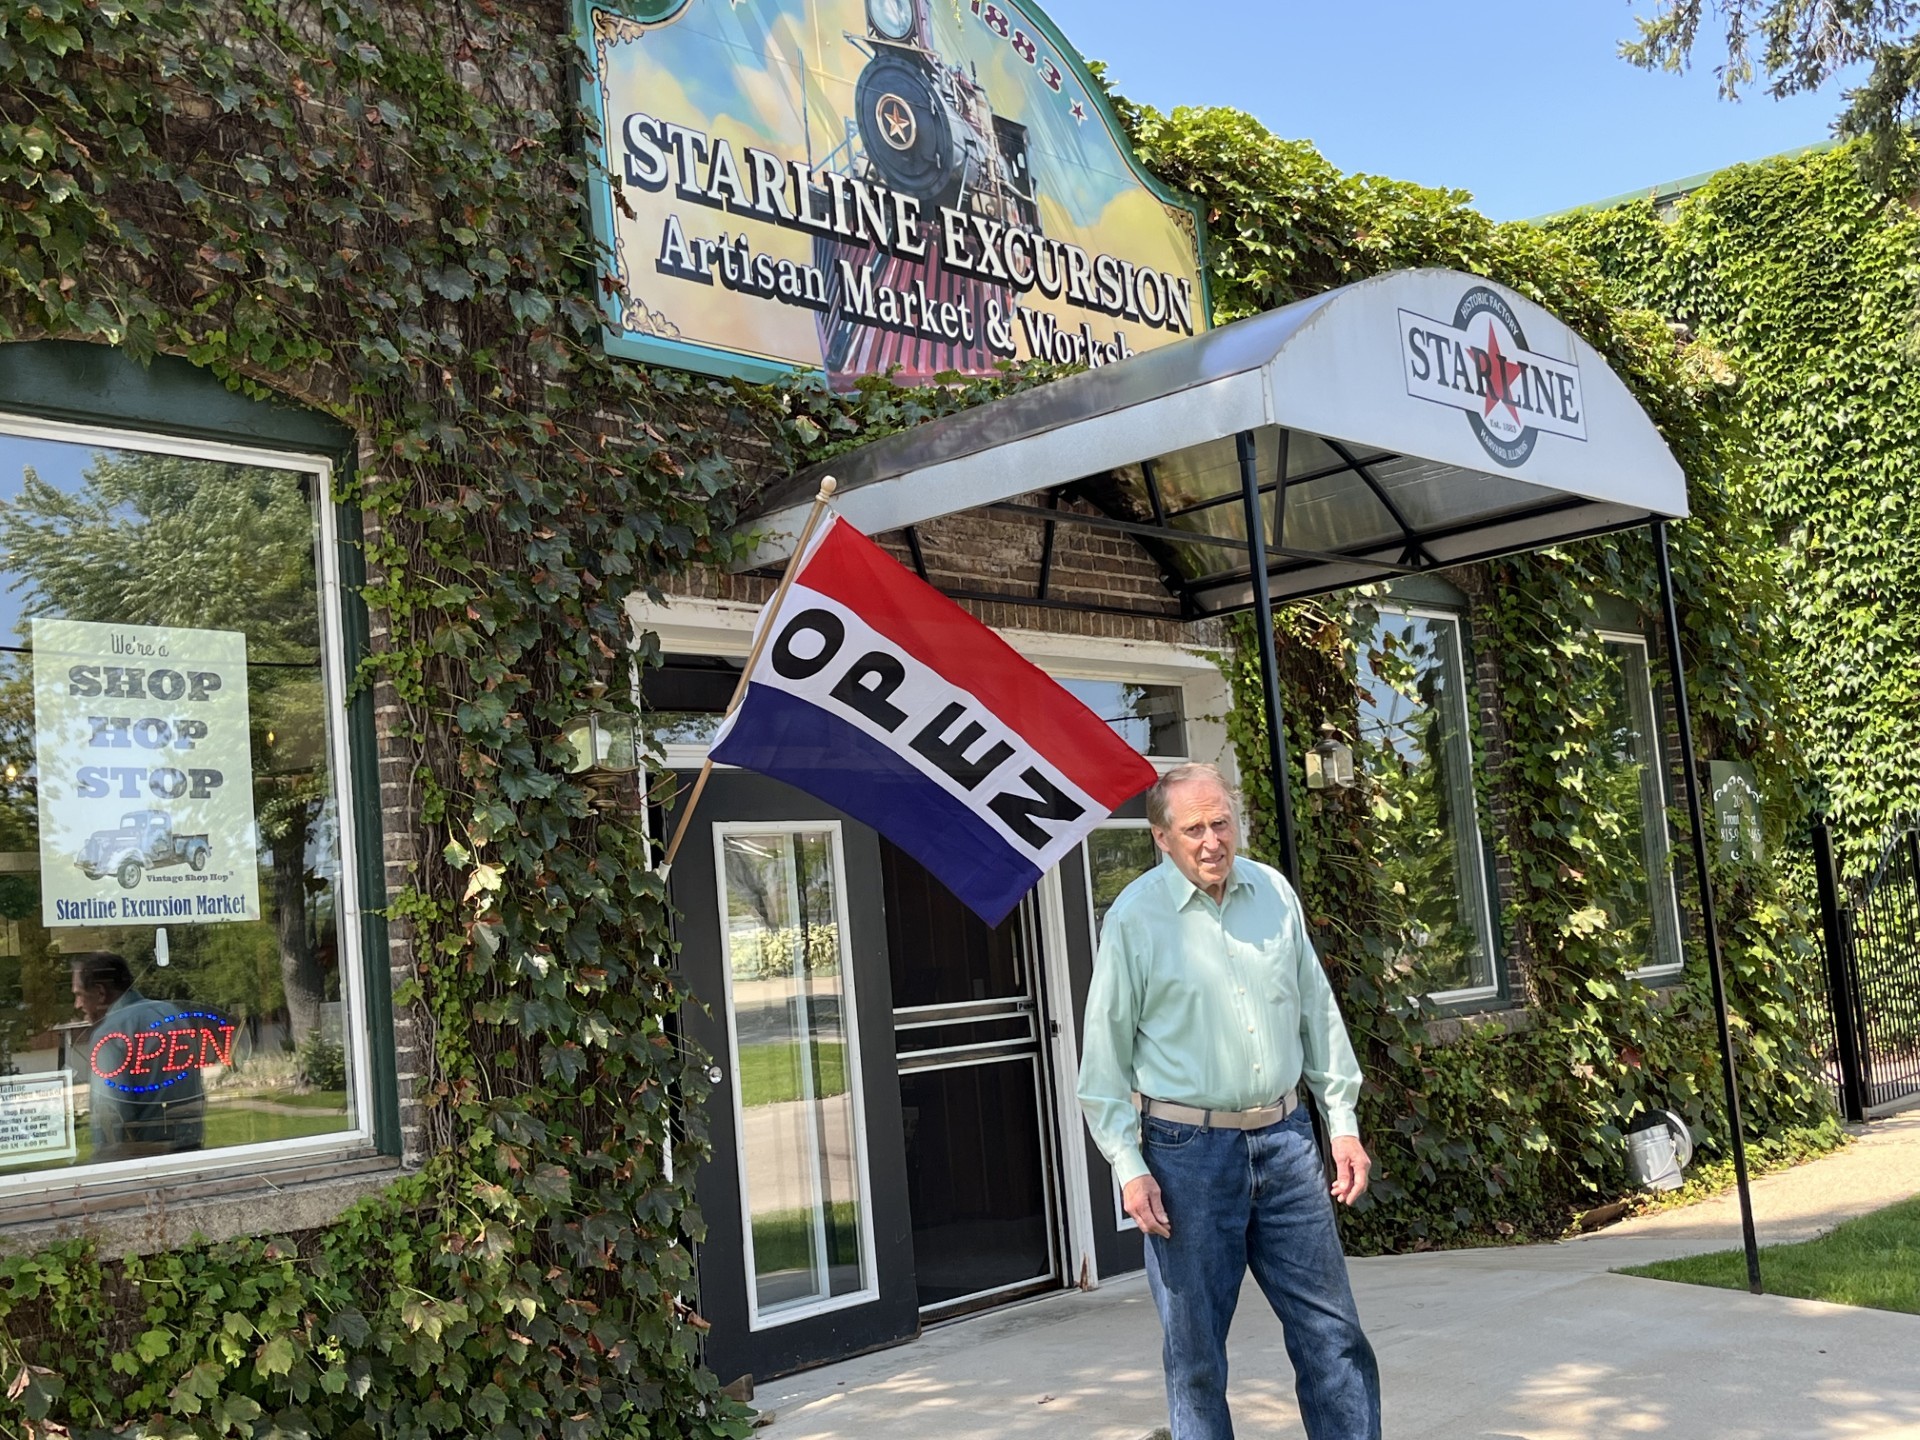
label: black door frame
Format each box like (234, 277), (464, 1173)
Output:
(667, 772), (919, 1383)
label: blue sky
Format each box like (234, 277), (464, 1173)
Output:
(1038, 0), (1860, 220)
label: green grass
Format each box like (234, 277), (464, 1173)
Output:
(67, 1101), (349, 1165)
(226, 1088), (350, 1111)
(1620, 1194), (1920, 1314)
(201, 1106), (348, 1147)
(736, 1040), (846, 1108)
(751, 1201), (862, 1277)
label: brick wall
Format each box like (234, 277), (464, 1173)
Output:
(662, 491), (1227, 651)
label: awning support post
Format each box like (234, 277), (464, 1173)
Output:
(1237, 429), (1300, 883)
(1652, 518), (1762, 1294)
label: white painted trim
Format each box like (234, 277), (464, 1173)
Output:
(0, 415), (376, 1202)
(1034, 863), (1097, 1289)
(627, 594), (1230, 773)
(1079, 820), (1159, 1238)
(710, 820), (881, 1332)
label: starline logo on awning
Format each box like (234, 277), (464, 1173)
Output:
(1398, 287), (1588, 468)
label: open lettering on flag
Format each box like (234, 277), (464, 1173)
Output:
(710, 516), (1157, 925)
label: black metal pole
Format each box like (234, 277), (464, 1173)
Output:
(1238, 429), (1300, 883)
(1811, 814), (1869, 1123)
(1652, 519), (1762, 1293)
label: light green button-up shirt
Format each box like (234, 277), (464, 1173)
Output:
(1077, 854), (1364, 1188)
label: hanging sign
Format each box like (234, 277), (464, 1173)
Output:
(577, 0), (1209, 386)
(32, 620), (261, 928)
(0, 1073), (75, 1168)
(1709, 760), (1764, 867)
(90, 1009), (237, 1094)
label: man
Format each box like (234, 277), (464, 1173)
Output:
(70, 951), (206, 1161)
(1078, 764), (1380, 1440)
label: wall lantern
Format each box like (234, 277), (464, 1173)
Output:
(564, 710), (641, 806)
(1304, 723), (1355, 791)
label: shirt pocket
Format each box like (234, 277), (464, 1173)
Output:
(1261, 941), (1299, 1010)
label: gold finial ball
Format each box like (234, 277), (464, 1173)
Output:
(818, 475), (838, 499)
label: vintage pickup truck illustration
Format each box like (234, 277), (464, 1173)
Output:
(77, 810), (212, 889)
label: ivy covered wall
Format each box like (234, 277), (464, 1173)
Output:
(1110, 96), (1838, 1250)
(0, 3), (1844, 1436)
(1547, 141), (1920, 863)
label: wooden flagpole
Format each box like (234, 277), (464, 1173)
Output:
(659, 475), (838, 874)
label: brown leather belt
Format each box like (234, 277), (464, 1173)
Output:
(1139, 1088), (1299, 1130)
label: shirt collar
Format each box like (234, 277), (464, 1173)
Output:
(1162, 854), (1253, 910)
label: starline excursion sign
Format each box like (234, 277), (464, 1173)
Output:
(1397, 286), (1588, 469)
(579, 0), (1209, 386)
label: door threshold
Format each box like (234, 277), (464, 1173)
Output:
(919, 1276), (1068, 1327)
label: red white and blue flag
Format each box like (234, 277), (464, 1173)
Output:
(711, 515), (1157, 926)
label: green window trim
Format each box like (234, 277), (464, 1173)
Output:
(0, 340), (399, 1168)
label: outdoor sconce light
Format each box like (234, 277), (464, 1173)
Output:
(564, 710), (642, 806)
(1305, 723), (1355, 791)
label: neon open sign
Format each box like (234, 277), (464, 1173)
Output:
(90, 1011), (237, 1094)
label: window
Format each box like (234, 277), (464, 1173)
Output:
(1357, 607), (1500, 1002)
(1593, 635), (1683, 977)
(1084, 821), (1159, 936)
(717, 825), (875, 1326)
(1054, 680), (1186, 757)
(0, 416), (372, 1192)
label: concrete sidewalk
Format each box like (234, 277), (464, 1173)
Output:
(754, 1110), (1920, 1439)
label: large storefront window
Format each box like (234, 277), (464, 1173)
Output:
(0, 419), (366, 1189)
(1358, 607), (1499, 1001)
(1594, 635), (1683, 977)
(717, 826), (874, 1326)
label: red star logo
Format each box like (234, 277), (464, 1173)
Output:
(1070, 99), (1087, 123)
(1481, 322), (1522, 425)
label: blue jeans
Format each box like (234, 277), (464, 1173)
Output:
(1141, 1106), (1381, 1440)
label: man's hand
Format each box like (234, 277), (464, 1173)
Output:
(1329, 1134), (1372, 1206)
(1122, 1174), (1172, 1237)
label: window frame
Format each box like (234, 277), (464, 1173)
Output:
(1077, 817), (1158, 1236)
(0, 394), (392, 1203)
(1594, 630), (1686, 980)
(711, 818), (881, 1332)
(1361, 602), (1504, 1009)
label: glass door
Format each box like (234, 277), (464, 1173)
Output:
(882, 840), (1066, 1319)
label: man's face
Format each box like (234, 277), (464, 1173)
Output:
(1151, 777), (1239, 899)
(71, 969), (112, 1024)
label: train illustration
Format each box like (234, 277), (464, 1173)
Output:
(814, 0), (1041, 384)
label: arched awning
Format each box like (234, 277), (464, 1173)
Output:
(737, 268), (1687, 616)
(725, 271), (1764, 1280)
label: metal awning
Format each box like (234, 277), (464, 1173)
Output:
(737, 268), (1688, 616)
(725, 270), (1765, 1283)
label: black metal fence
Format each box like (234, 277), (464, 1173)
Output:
(1813, 813), (1920, 1119)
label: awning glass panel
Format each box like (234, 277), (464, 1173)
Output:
(1362, 454), (1562, 534)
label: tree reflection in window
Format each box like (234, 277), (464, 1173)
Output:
(1357, 608), (1497, 999)
(1591, 637), (1682, 976)
(0, 433), (351, 1173)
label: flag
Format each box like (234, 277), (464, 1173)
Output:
(710, 515), (1158, 926)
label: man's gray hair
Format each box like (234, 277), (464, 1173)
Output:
(1145, 763), (1243, 830)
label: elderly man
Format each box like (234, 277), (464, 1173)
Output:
(1078, 763), (1380, 1440)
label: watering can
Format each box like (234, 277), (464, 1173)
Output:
(1625, 1110), (1695, 1191)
